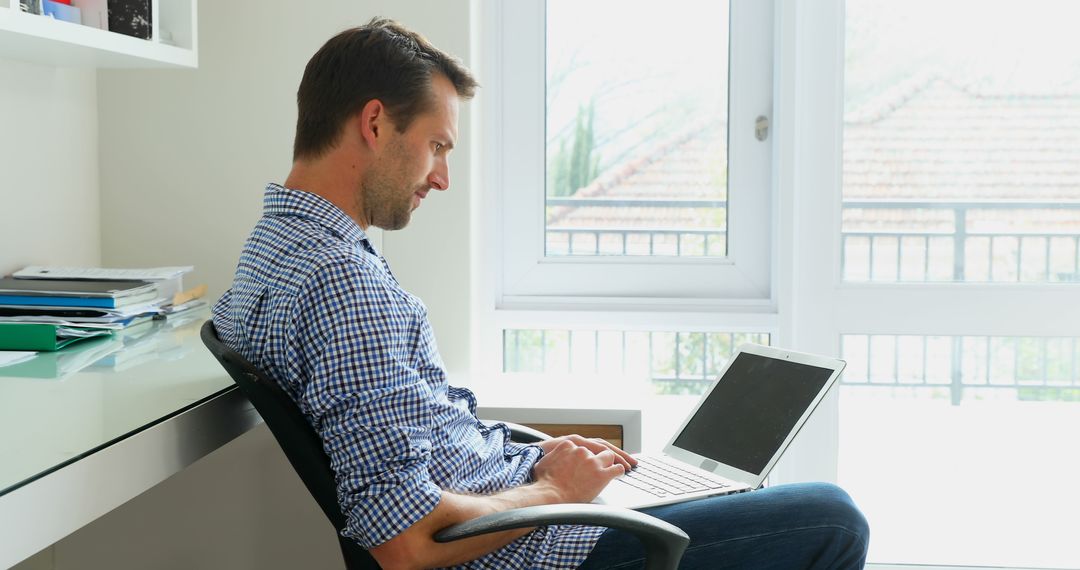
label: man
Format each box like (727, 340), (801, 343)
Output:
(213, 18), (869, 569)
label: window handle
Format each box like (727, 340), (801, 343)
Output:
(755, 115), (770, 141)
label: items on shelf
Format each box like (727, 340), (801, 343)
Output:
(18, 0), (42, 15)
(42, 0), (80, 23)
(22, 0), (152, 41)
(72, 0), (107, 30)
(107, 0), (150, 39)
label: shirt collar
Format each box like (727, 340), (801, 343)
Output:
(262, 183), (376, 254)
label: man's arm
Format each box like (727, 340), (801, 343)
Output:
(369, 439), (626, 569)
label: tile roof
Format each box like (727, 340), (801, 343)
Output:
(549, 74), (1080, 241)
(546, 122), (727, 232)
(844, 74), (1080, 200)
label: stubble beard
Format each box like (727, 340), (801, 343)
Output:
(359, 154), (414, 231)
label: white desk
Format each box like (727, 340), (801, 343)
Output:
(0, 314), (261, 569)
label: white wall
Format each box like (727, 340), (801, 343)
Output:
(0, 56), (102, 570)
(0, 59), (100, 276)
(96, 0), (475, 375)
(6, 2), (478, 569)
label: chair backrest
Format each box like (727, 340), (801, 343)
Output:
(200, 320), (377, 569)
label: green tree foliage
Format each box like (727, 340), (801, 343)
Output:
(549, 100), (600, 197)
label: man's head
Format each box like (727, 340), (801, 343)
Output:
(292, 19), (478, 230)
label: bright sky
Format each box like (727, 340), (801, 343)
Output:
(546, 0), (729, 153)
(846, 0), (1080, 110)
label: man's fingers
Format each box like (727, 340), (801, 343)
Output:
(592, 438), (637, 468)
(580, 436), (636, 469)
(595, 449), (617, 466)
(610, 446), (637, 469)
(591, 450), (625, 485)
(603, 462), (626, 477)
(554, 435), (635, 473)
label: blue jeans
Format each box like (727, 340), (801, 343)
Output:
(578, 483), (869, 569)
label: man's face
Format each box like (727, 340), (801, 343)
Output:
(360, 74), (460, 231)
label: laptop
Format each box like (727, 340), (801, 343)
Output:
(594, 343), (846, 509)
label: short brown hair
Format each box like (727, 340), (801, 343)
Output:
(293, 18), (478, 161)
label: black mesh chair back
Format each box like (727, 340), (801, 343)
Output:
(201, 321), (377, 569)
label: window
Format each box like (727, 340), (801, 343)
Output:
(829, 1), (1080, 567)
(840, 334), (1080, 568)
(479, 3), (1080, 566)
(488, 0), (775, 303)
(544, 1), (730, 260)
(841, 0), (1080, 284)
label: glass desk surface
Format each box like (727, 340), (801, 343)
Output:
(0, 312), (233, 497)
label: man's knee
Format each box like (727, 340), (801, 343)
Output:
(797, 483), (870, 553)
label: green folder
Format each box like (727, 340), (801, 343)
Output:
(0, 323), (114, 351)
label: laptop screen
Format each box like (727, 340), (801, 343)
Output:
(671, 352), (835, 475)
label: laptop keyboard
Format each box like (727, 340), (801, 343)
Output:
(616, 456), (732, 498)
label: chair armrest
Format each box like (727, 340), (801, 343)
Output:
(433, 503), (689, 570)
(503, 421), (552, 443)
(478, 419), (552, 443)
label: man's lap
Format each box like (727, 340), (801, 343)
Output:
(577, 482), (870, 569)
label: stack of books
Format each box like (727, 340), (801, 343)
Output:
(0, 277), (162, 351)
(0, 266), (206, 353)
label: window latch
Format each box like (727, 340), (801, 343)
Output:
(755, 115), (770, 141)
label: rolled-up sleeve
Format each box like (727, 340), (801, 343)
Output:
(290, 259), (442, 548)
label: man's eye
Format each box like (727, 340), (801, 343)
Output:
(434, 143), (443, 152)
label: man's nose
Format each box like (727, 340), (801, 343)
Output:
(429, 161), (449, 191)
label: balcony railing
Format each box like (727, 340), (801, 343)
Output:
(842, 334), (1080, 405)
(842, 199), (1080, 282)
(503, 329), (769, 395)
(545, 197), (727, 256)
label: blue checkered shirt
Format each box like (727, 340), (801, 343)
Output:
(212, 184), (604, 569)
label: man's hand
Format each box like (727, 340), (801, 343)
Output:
(532, 435), (635, 503)
(370, 436), (629, 568)
(368, 435), (636, 568)
(537, 434), (638, 470)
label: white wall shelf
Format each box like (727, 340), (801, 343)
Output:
(0, 0), (197, 68)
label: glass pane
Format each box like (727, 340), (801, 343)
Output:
(545, 0), (729, 257)
(502, 328), (768, 396)
(842, 0), (1080, 283)
(840, 334), (1080, 567)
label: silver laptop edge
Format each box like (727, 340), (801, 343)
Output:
(595, 343), (846, 509)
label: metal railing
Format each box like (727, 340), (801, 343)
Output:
(545, 198), (727, 256)
(546, 198), (728, 208)
(541, 197), (1080, 271)
(842, 199), (1080, 282)
(503, 329), (769, 395)
(841, 334), (1080, 405)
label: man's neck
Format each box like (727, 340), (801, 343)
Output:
(284, 154), (370, 230)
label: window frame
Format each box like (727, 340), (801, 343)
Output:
(487, 0), (777, 307)
(471, 1), (1080, 565)
(774, 3), (1080, 566)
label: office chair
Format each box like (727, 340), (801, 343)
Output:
(201, 321), (689, 570)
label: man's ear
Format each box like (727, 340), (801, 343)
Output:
(357, 98), (386, 150)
